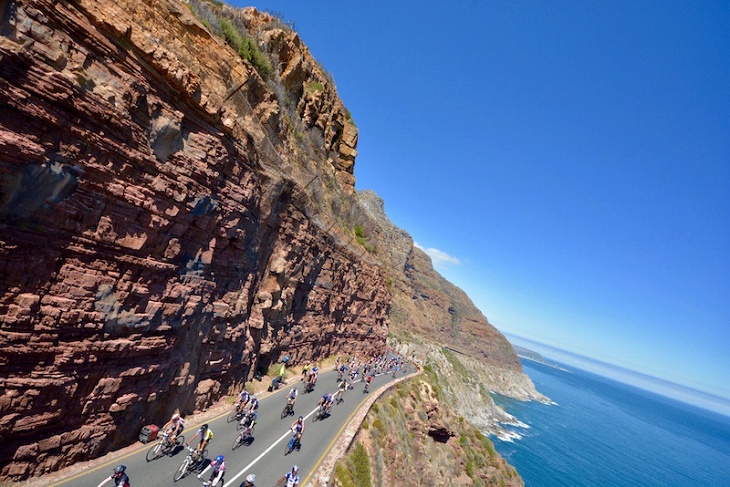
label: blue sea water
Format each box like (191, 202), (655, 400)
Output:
(493, 359), (730, 487)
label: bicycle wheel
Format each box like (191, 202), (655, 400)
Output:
(173, 457), (189, 482)
(227, 407), (238, 423)
(146, 441), (162, 462)
(281, 404), (290, 419)
(232, 433), (242, 450)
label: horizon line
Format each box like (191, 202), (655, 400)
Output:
(504, 332), (730, 416)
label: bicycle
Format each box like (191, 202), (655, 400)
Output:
(227, 402), (246, 423)
(284, 429), (301, 456)
(364, 381), (370, 393)
(173, 445), (207, 482)
(313, 403), (331, 421)
(146, 432), (184, 462)
(232, 422), (255, 450)
(281, 401), (294, 419)
(238, 414), (256, 431)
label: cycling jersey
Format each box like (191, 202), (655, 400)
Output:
(293, 421), (304, 433)
(211, 459), (226, 473)
(198, 428), (214, 441)
(113, 473), (130, 487)
(242, 412), (257, 428)
(285, 471), (299, 487)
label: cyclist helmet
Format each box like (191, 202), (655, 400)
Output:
(253, 394), (258, 400)
(172, 413), (180, 420)
(298, 415), (303, 421)
(201, 423), (208, 430)
(246, 473), (256, 482)
(113, 465), (126, 475)
(215, 455), (224, 463)
(292, 465), (299, 472)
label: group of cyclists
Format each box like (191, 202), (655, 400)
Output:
(100, 352), (409, 486)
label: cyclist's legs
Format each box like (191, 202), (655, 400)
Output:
(198, 439), (209, 453)
(171, 424), (182, 443)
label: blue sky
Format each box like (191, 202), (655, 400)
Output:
(239, 1), (730, 401)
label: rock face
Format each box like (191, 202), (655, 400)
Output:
(0, 0), (386, 480)
(357, 191), (543, 399)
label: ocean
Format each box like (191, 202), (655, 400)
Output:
(492, 359), (730, 487)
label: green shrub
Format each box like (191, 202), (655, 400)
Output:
(334, 463), (355, 487)
(307, 80), (324, 92)
(353, 225), (374, 252)
(219, 18), (272, 78)
(371, 417), (386, 436)
(346, 109), (356, 126)
(350, 443), (372, 487)
(465, 459), (475, 479)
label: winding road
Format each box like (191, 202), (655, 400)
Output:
(49, 368), (402, 487)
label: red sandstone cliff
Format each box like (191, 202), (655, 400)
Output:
(0, 0), (540, 482)
(0, 0), (385, 479)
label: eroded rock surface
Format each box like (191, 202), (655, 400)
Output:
(0, 0), (384, 480)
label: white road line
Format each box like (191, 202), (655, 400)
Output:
(222, 406), (318, 487)
(224, 370), (395, 486)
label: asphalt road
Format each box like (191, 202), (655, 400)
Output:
(51, 368), (401, 487)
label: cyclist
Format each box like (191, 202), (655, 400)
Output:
(337, 364), (346, 382)
(241, 473), (256, 487)
(96, 465), (130, 487)
(197, 455), (225, 486)
(162, 412), (185, 445)
(187, 423), (213, 454)
(278, 465), (299, 487)
(237, 390), (251, 412)
(248, 394), (259, 411)
(287, 387), (298, 409)
(364, 374), (373, 392)
(239, 409), (257, 431)
(318, 393), (334, 413)
(290, 415), (305, 446)
(309, 366), (319, 385)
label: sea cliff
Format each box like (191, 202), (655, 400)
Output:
(1, 0), (542, 482)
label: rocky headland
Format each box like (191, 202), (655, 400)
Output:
(1, 0), (544, 483)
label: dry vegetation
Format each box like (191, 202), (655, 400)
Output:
(334, 366), (523, 487)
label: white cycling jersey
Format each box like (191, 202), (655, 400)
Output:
(285, 472), (299, 487)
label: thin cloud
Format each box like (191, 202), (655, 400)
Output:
(414, 242), (461, 267)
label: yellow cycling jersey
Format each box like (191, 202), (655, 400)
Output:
(199, 428), (214, 441)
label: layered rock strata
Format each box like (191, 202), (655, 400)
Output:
(0, 0), (386, 480)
